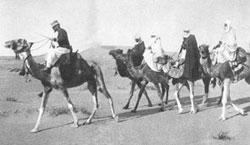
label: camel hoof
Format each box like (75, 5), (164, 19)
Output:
(71, 123), (79, 128)
(123, 106), (129, 110)
(217, 100), (222, 106)
(83, 120), (92, 125)
(218, 115), (226, 121)
(239, 110), (245, 115)
(131, 110), (137, 113)
(190, 108), (199, 114)
(113, 116), (119, 122)
(201, 100), (209, 107)
(158, 107), (165, 112)
(178, 108), (184, 114)
(148, 103), (153, 107)
(30, 128), (39, 133)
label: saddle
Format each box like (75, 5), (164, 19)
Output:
(162, 59), (184, 78)
(54, 51), (79, 80)
(229, 47), (247, 72)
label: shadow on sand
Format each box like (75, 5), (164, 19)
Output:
(35, 95), (250, 133)
(118, 94), (250, 122)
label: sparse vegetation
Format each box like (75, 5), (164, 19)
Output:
(48, 107), (71, 117)
(213, 131), (232, 141)
(6, 97), (17, 102)
(0, 111), (11, 118)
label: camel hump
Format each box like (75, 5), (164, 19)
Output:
(55, 51), (80, 80)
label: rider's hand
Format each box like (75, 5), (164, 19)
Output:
(49, 37), (56, 41)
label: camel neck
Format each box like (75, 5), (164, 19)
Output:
(201, 57), (217, 77)
(24, 53), (47, 80)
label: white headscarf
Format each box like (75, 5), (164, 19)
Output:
(224, 20), (232, 32)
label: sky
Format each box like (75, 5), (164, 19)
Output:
(1, 0), (250, 56)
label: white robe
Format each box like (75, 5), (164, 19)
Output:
(216, 28), (237, 63)
(46, 31), (70, 67)
(142, 37), (164, 72)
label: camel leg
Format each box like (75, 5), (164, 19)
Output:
(201, 77), (210, 106)
(137, 82), (152, 107)
(98, 85), (119, 122)
(158, 83), (166, 106)
(30, 87), (52, 133)
(187, 80), (198, 114)
(160, 83), (166, 104)
(165, 84), (169, 105)
(155, 83), (165, 112)
(61, 89), (78, 128)
(123, 81), (136, 109)
(131, 80), (148, 113)
(217, 85), (224, 105)
(227, 93), (245, 115)
(174, 83), (185, 114)
(84, 82), (99, 125)
(218, 78), (230, 121)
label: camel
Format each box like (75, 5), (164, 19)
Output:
(4, 39), (119, 133)
(109, 49), (152, 109)
(117, 49), (170, 113)
(199, 44), (246, 120)
(158, 55), (211, 114)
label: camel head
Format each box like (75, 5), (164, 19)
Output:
(4, 39), (33, 59)
(198, 44), (213, 66)
(198, 44), (210, 59)
(109, 49), (124, 59)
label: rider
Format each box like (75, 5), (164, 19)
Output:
(149, 33), (164, 63)
(177, 28), (200, 81)
(213, 20), (242, 74)
(43, 20), (72, 73)
(143, 33), (164, 71)
(130, 35), (146, 66)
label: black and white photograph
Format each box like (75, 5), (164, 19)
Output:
(0, 0), (250, 144)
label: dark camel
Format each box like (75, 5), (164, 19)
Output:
(109, 49), (152, 109)
(158, 55), (211, 114)
(4, 39), (118, 132)
(117, 49), (170, 113)
(199, 44), (246, 120)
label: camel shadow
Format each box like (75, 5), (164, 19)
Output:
(117, 105), (174, 122)
(175, 94), (250, 107)
(170, 95), (222, 108)
(243, 104), (250, 112)
(36, 115), (115, 133)
(37, 96), (250, 132)
(35, 122), (73, 133)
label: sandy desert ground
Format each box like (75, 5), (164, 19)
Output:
(0, 46), (250, 145)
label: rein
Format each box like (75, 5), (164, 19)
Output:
(29, 39), (50, 51)
(23, 54), (33, 75)
(23, 54), (32, 62)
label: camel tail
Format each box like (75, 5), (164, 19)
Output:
(90, 61), (111, 97)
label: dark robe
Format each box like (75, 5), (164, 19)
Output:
(56, 27), (71, 50)
(181, 34), (200, 81)
(131, 41), (146, 66)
